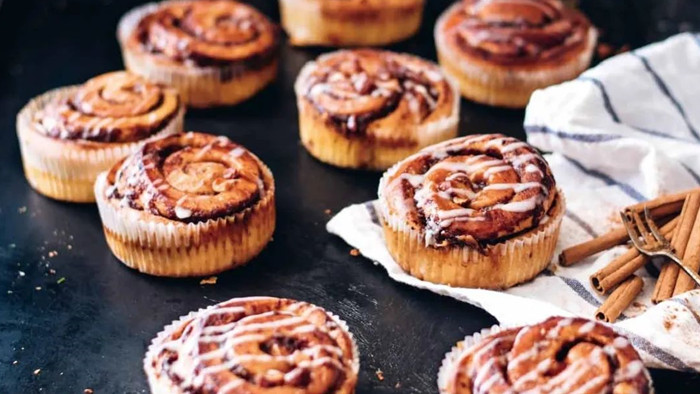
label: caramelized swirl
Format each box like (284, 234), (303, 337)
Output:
(439, 0), (592, 65)
(146, 297), (358, 394)
(128, 0), (277, 67)
(443, 317), (652, 394)
(105, 132), (271, 223)
(380, 134), (557, 246)
(34, 71), (180, 143)
(296, 49), (455, 136)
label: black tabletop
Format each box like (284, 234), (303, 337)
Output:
(1, 0), (699, 392)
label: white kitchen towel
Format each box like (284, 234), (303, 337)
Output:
(327, 33), (700, 372)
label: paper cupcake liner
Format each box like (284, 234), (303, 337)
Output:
(118, 2), (278, 108)
(144, 297), (360, 393)
(294, 60), (460, 170)
(438, 324), (509, 394)
(377, 175), (565, 289)
(16, 86), (184, 203)
(434, 2), (597, 108)
(279, 0), (423, 46)
(437, 322), (655, 394)
(94, 165), (276, 277)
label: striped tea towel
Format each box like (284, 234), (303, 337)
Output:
(327, 33), (700, 372)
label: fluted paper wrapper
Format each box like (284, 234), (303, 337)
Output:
(16, 86), (184, 202)
(117, 2), (278, 108)
(144, 297), (360, 393)
(94, 169), (275, 277)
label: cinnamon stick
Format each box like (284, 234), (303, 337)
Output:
(652, 191), (700, 303)
(559, 204), (682, 267)
(590, 216), (678, 294)
(673, 204), (700, 296)
(626, 187), (698, 213)
(595, 276), (644, 323)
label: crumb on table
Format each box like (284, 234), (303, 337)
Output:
(200, 276), (218, 285)
(350, 249), (360, 257)
(375, 369), (384, 381)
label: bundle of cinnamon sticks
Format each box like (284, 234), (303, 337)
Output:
(559, 188), (700, 323)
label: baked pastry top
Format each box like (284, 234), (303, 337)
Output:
(145, 297), (358, 393)
(438, 0), (593, 66)
(440, 317), (652, 394)
(380, 134), (557, 247)
(295, 49), (457, 143)
(32, 71), (181, 143)
(102, 132), (273, 223)
(122, 0), (278, 69)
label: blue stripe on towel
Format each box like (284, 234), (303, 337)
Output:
(577, 77), (689, 142)
(524, 125), (623, 143)
(565, 211), (598, 238)
(563, 156), (647, 202)
(618, 328), (695, 371)
(681, 163), (700, 185)
(364, 201), (380, 225)
(633, 52), (700, 141)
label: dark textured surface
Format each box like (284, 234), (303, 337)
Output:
(1, 0), (699, 392)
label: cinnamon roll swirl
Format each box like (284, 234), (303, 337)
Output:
(16, 71), (184, 202)
(280, 0), (425, 47)
(118, 0), (279, 107)
(295, 49), (459, 170)
(439, 317), (653, 394)
(145, 297), (359, 394)
(435, 0), (597, 108)
(378, 134), (564, 289)
(94, 132), (275, 277)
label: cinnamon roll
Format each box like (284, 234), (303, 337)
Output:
(438, 317), (653, 394)
(94, 132), (275, 277)
(280, 0), (425, 47)
(377, 134), (563, 289)
(118, 0), (279, 108)
(435, 0), (597, 108)
(295, 49), (459, 170)
(16, 71), (184, 202)
(145, 297), (359, 393)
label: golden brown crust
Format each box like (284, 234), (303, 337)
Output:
(441, 317), (652, 394)
(123, 0), (278, 69)
(439, 0), (593, 68)
(33, 71), (180, 143)
(104, 132), (271, 223)
(144, 297), (359, 393)
(279, 0), (424, 47)
(295, 49), (460, 169)
(379, 134), (556, 246)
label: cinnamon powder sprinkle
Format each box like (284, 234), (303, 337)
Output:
(350, 249), (360, 257)
(200, 276), (218, 285)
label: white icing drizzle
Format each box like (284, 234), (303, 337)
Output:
(492, 195), (542, 213)
(578, 321), (597, 335)
(482, 182), (546, 193)
(153, 301), (350, 392)
(174, 196), (192, 219)
(525, 163), (544, 177)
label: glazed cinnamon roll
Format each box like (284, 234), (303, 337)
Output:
(94, 132), (275, 277)
(118, 0), (279, 108)
(378, 134), (563, 289)
(295, 49), (459, 170)
(439, 317), (653, 394)
(280, 0), (425, 47)
(435, 0), (597, 108)
(16, 71), (184, 202)
(145, 297), (359, 394)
